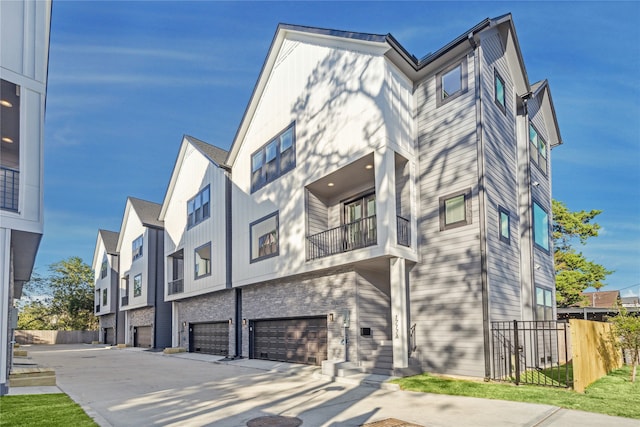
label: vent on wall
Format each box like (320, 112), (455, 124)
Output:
(360, 328), (372, 336)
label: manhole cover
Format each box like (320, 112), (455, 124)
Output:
(247, 415), (302, 427)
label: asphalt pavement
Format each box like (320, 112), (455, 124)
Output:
(10, 344), (638, 427)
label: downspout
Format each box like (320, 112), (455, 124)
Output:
(521, 94), (536, 320)
(470, 34), (492, 380)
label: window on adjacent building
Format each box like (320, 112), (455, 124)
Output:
(132, 235), (143, 261)
(439, 189), (472, 231)
(100, 254), (108, 279)
(536, 287), (553, 320)
(250, 212), (279, 262)
(529, 123), (548, 174)
(133, 274), (142, 297)
(194, 243), (211, 279)
(102, 288), (108, 306)
(499, 206), (510, 244)
(187, 186), (210, 228)
(533, 200), (549, 252)
(494, 70), (506, 112)
(251, 123), (296, 192)
(436, 59), (467, 107)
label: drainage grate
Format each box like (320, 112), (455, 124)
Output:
(361, 419), (423, 427)
(247, 416), (302, 427)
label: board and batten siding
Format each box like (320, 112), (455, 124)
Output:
(411, 51), (486, 378)
(119, 208), (150, 310)
(479, 29), (522, 322)
(163, 144), (227, 299)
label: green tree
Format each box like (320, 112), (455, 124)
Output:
(16, 300), (55, 330)
(20, 257), (98, 330)
(552, 200), (612, 307)
(610, 307), (640, 383)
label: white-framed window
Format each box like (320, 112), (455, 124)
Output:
(529, 123), (548, 174)
(132, 235), (143, 261)
(494, 69), (506, 112)
(100, 254), (108, 279)
(187, 186), (210, 228)
(439, 189), (472, 231)
(194, 243), (211, 279)
(436, 59), (468, 107)
(533, 200), (549, 252)
(133, 274), (142, 297)
(250, 212), (279, 262)
(499, 206), (510, 244)
(251, 123), (296, 192)
(536, 286), (554, 320)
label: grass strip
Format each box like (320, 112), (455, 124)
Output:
(0, 393), (98, 427)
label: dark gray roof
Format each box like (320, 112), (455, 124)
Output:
(129, 197), (164, 229)
(185, 135), (228, 166)
(99, 229), (119, 255)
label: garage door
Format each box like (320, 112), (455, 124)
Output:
(190, 322), (229, 356)
(251, 317), (327, 366)
(134, 326), (152, 348)
(105, 327), (115, 345)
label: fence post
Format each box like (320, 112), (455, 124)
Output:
(513, 320), (520, 385)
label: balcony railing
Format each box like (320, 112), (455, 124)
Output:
(95, 305), (100, 313)
(306, 215), (377, 261)
(397, 216), (410, 247)
(1, 166), (19, 211)
(121, 295), (129, 307)
(168, 278), (184, 295)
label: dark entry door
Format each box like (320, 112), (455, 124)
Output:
(189, 322), (229, 356)
(251, 317), (327, 366)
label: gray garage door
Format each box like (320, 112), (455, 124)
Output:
(251, 317), (327, 366)
(190, 322), (229, 356)
(105, 327), (115, 345)
(134, 326), (152, 348)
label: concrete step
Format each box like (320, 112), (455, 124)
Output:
(9, 367), (56, 387)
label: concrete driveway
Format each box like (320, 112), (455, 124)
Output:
(19, 344), (637, 427)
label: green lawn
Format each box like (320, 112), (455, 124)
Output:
(0, 394), (97, 427)
(391, 366), (640, 419)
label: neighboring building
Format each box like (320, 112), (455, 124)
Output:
(557, 290), (640, 321)
(115, 197), (171, 348)
(0, 0), (51, 395)
(621, 296), (640, 308)
(92, 229), (124, 345)
(580, 291), (621, 309)
(158, 136), (233, 354)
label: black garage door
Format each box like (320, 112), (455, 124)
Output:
(189, 322), (229, 356)
(251, 317), (327, 366)
(134, 326), (152, 348)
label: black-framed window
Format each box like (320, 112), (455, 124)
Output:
(494, 69), (506, 112)
(536, 286), (553, 320)
(102, 288), (108, 306)
(498, 206), (510, 244)
(133, 274), (142, 297)
(439, 189), (472, 231)
(251, 123), (296, 192)
(533, 200), (550, 252)
(194, 242), (211, 279)
(132, 235), (143, 261)
(250, 212), (279, 262)
(529, 123), (548, 174)
(100, 254), (108, 279)
(436, 59), (468, 107)
(187, 186), (210, 228)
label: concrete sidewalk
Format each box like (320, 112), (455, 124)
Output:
(15, 344), (637, 427)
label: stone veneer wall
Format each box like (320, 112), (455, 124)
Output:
(99, 313), (115, 330)
(127, 306), (154, 345)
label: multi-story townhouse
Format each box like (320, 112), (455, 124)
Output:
(116, 197), (171, 348)
(221, 14), (561, 378)
(158, 136), (233, 354)
(92, 229), (125, 345)
(0, 0), (51, 395)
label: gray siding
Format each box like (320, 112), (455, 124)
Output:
(356, 267), (391, 369)
(395, 154), (410, 218)
(411, 51), (486, 378)
(306, 190), (328, 236)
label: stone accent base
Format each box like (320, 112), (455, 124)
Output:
(9, 367), (56, 387)
(163, 347), (186, 354)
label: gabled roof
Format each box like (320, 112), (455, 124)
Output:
(580, 291), (621, 308)
(159, 135), (229, 220)
(531, 80), (562, 147)
(116, 196), (163, 253)
(99, 229), (119, 255)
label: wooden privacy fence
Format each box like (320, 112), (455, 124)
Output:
(15, 330), (99, 345)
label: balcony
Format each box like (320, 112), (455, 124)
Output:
(168, 278), (184, 295)
(0, 166), (19, 211)
(397, 216), (410, 247)
(121, 295), (129, 307)
(307, 216), (377, 261)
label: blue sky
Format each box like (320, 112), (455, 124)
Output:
(38, 1), (639, 297)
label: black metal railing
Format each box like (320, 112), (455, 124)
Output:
(409, 323), (417, 356)
(397, 216), (410, 247)
(491, 320), (571, 388)
(95, 305), (100, 313)
(168, 278), (184, 295)
(1, 166), (19, 211)
(121, 295), (129, 307)
(306, 216), (377, 261)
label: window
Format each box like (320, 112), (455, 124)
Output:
(499, 206), (510, 244)
(533, 201), (549, 252)
(187, 186), (210, 228)
(439, 189), (472, 231)
(132, 235), (143, 261)
(102, 288), (108, 306)
(194, 243), (211, 279)
(1, 79), (21, 211)
(250, 212), (279, 262)
(133, 274), (142, 297)
(529, 123), (548, 174)
(494, 70), (506, 112)
(536, 287), (553, 320)
(436, 59), (467, 107)
(100, 254), (108, 279)
(251, 123), (296, 192)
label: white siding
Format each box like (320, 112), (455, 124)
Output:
(119, 207), (150, 310)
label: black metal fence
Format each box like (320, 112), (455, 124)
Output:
(306, 215), (377, 260)
(491, 320), (572, 388)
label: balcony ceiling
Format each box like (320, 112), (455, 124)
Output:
(306, 153), (375, 201)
